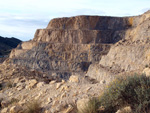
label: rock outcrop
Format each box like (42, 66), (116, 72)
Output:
(8, 14), (137, 80)
(87, 11), (150, 82)
(6, 10), (150, 82)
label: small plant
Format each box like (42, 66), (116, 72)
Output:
(145, 64), (149, 68)
(23, 99), (41, 113)
(78, 97), (100, 113)
(0, 83), (3, 90)
(9, 98), (19, 105)
(99, 74), (150, 113)
(6, 80), (13, 88)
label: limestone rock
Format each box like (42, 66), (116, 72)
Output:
(47, 97), (52, 103)
(44, 110), (51, 113)
(37, 82), (45, 88)
(9, 105), (23, 113)
(49, 80), (56, 84)
(116, 106), (132, 113)
(143, 68), (150, 76)
(26, 79), (37, 89)
(69, 75), (79, 83)
(56, 83), (63, 89)
(64, 104), (74, 113)
(1, 108), (8, 113)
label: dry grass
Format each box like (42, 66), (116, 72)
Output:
(23, 99), (41, 113)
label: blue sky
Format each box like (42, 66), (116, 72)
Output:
(0, 0), (150, 41)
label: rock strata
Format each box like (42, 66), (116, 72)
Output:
(8, 14), (138, 80)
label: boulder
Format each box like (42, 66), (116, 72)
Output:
(69, 75), (79, 83)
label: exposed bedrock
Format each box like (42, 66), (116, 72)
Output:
(8, 11), (150, 81)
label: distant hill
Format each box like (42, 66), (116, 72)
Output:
(0, 36), (22, 56)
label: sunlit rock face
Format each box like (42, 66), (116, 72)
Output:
(8, 11), (150, 80)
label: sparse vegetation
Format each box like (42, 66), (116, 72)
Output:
(0, 83), (3, 90)
(6, 80), (13, 88)
(78, 97), (100, 113)
(145, 64), (149, 68)
(79, 74), (150, 113)
(23, 99), (41, 113)
(99, 74), (150, 113)
(9, 98), (19, 105)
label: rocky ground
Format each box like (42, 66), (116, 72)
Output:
(0, 63), (106, 113)
(0, 62), (148, 113)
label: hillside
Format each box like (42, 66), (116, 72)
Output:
(0, 11), (150, 113)
(0, 36), (21, 56)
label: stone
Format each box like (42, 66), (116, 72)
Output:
(60, 85), (70, 92)
(60, 92), (66, 99)
(143, 68), (150, 76)
(56, 83), (63, 89)
(49, 80), (56, 84)
(1, 108), (8, 113)
(10, 105), (23, 113)
(26, 79), (37, 89)
(69, 75), (79, 83)
(18, 99), (26, 106)
(100, 80), (106, 84)
(44, 110), (51, 113)
(98, 106), (105, 111)
(52, 100), (59, 106)
(85, 87), (91, 92)
(13, 78), (20, 84)
(116, 106), (132, 113)
(47, 97), (52, 103)
(37, 82), (45, 88)
(64, 104), (74, 113)
(8, 92), (14, 96)
(61, 79), (65, 84)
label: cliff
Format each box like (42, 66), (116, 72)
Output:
(8, 11), (150, 81)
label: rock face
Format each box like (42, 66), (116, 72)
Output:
(8, 11), (150, 81)
(87, 11), (150, 82)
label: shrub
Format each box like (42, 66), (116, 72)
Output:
(9, 98), (19, 105)
(99, 74), (150, 113)
(6, 80), (13, 88)
(78, 97), (100, 113)
(23, 99), (41, 113)
(0, 83), (3, 90)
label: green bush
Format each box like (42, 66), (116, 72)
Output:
(23, 99), (41, 113)
(78, 97), (100, 113)
(99, 74), (150, 113)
